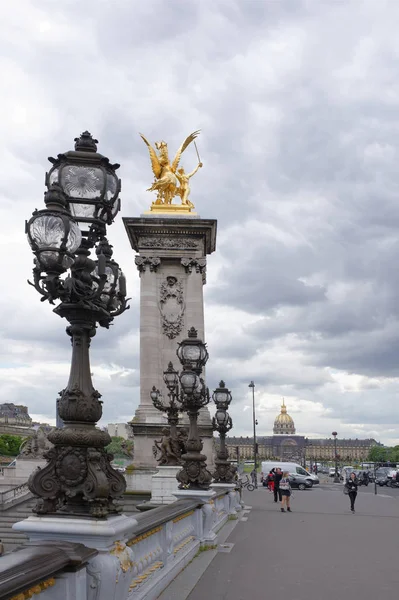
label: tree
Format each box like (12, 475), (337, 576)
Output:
(0, 434), (24, 456)
(105, 437), (134, 458)
(368, 446), (391, 463)
(390, 446), (399, 464)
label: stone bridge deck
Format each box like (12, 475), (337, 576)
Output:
(160, 483), (399, 600)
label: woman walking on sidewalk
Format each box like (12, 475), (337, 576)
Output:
(280, 471), (292, 512)
(345, 471), (358, 513)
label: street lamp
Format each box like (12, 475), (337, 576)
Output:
(212, 381), (234, 483)
(248, 381), (257, 472)
(26, 132), (129, 518)
(149, 362), (183, 465)
(303, 437), (308, 468)
(175, 327), (212, 490)
(332, 431), (340, 483)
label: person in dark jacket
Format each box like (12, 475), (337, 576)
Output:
(272, 468), (282, 503)
(345, 472), (358, 513)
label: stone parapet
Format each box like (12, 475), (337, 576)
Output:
(7, 491), (232, 600)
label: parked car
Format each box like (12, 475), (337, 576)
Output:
(288, 473), (313, 490)
(329, 468), (337, 477)
(376, 467), (392, 486)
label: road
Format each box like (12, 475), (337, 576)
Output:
(186, 483), (399, 600)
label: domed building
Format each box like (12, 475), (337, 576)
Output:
(225, 397), (381, 463)
(273, 399), (296, 435)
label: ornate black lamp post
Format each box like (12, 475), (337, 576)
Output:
(26, 132), (129, 518)
(212, 381), (235, 484)
(332, 431), (340, 483)
(175, 327), (212, 490)
(150, 362), (183, 465)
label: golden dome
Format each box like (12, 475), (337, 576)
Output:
(273, 399), (296, 434)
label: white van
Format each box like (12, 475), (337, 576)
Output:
(261, 461), (319, 485)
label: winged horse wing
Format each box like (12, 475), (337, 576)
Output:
(171, 130), (200, 173)
(140, 133), (162, 179)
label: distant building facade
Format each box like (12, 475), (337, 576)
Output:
(0, 403), (34, 436)
(225, 401), (380, 463)
(107, 423), (133, 440)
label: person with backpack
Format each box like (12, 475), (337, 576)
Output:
(267, 470), (275, 493)
(280, 471), (292, 512)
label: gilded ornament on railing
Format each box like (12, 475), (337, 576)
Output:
(140, 131), (202, 214)
(10, 578), (55, 600)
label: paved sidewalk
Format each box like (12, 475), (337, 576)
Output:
(184, 485), (399, 600)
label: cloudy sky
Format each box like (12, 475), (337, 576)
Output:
(2, 0), (399, 444)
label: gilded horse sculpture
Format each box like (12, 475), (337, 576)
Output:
(140, 131), (202, 209)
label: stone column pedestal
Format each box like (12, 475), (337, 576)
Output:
(173, 489), (217, 543)
(150, 465), (181, 505)
(211, 483), (238, 515)
(123, 216), (217, 480)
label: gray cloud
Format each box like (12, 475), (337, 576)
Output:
(1, 0), (399, 442)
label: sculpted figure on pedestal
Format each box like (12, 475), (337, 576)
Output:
(19, 426), (54, 459)
(140, 130), (202, 208)
(154, 428), (181, 465)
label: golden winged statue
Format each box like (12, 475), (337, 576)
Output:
(140, 130), (202, 211)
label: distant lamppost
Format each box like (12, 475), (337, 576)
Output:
(332, 431), (340, 483)
(212, 381), (234, 483)
(175, 327), (212, 490)
(249, 381), (257, 469)
(26, 132), (129, 518)
(303, 438), (308, 468)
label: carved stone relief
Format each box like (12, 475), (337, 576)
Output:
(135, 256), (161, 272)
(159, 276), (185, 339)
(181, 257), (207, 283)
(139, 236), (200, 249)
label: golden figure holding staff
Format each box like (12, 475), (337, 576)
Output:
(140, 130), (202, 213)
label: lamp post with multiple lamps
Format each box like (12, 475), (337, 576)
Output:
(332, 431), (340, 483)
(150, 362), (183, 465)
(25, 132), (129, 518)
(212, 381), (235, 484)
(174, 327), (213, 490)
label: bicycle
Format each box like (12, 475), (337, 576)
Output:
(238, 475), (255, 492)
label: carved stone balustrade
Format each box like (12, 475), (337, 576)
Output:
(5, 490), (238, 600)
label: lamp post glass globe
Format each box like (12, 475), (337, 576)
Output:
(26, 184), (82, 273)
(150, 386), (161, 403)
(46, 131), (121, 242)
(215, 409), (229, 428)
(163, 362), (179, 391)
(176, 327), (209, 372)
(212, 380), (232, 407)
(179, 371), (199, 395)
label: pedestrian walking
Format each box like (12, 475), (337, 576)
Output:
(345, 471), (358, 513)
(280, 471), (292, 512)
(273, 468), (283, 503)
(250, 468), (258, 489)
